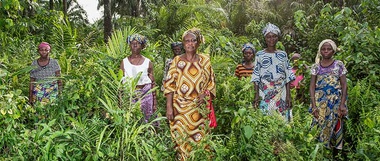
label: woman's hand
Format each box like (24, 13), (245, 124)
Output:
(196, 93), (207, 107)
(253, 97), (259, 109)
(312, 108), (319, 119)
(286, 96), (292, 109)
(166, 104), (174, 121)
(338, 104), (347, 118)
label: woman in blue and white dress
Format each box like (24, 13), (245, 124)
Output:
(251, 23), (295, 121)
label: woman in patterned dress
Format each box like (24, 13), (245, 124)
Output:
(164, 28), (216, 160)
(251, 23), (295, 121)
(161, 42), (183, 91)
(309, 39), (348, 156)
(120, 34), (158, 124)
(29, 42), (62, 106)
(235, 43), (255, 79)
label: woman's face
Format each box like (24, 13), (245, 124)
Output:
(183, 33), (199, 53)
(243, 48), (254, 61)
(320, 42), (334, 59)
(264, 32), (278, 47)
(129, 40), (143, 53)
(172, 46), (182, 56)
(38, 47), (50, 58)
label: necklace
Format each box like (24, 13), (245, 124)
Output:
(129, 55), (143, 65)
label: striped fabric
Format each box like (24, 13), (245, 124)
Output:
(234, 64), (253, 78)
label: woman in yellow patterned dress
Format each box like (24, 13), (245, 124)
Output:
(164, 28), (216, 160)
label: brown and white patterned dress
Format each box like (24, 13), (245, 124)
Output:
(164, 54), (216, 160)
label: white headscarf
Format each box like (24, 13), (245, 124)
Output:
(262, 23), (281, 36)
(316, 39), (337, 64)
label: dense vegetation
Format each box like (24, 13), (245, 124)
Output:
(1, 0), (379, 160)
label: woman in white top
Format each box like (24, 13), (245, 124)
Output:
(119, 34), (157, 125)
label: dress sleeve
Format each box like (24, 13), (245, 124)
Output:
(30, 60), (37, 78)
(52, 59), (61, 72)
(284, 53), (296, 83)
(310, 63), (319, 75)
(251, 53), (260, 83)
(204, 56), (216, 97)
(337, 60), (348, 76)
(164, 57), (178, 95)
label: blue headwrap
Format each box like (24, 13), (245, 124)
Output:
(127, 34), (147, 46)
(262, 23), (281, 36)
(242, 43), (256, 53)
(171, 42), (182, 49)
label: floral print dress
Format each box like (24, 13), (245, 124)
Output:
(309, 60), (348, 149)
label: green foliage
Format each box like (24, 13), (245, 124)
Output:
(1, 0), (380, 160)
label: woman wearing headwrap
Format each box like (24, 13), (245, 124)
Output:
(235, 43), (255, 79)
(29, 42), (62, 106)
(309, 39), (348, 156)
(120, 34), (158, 125)
(251, 23), (295, 122)
(164, 28), (216, 160)
(161, 42), (183, 91)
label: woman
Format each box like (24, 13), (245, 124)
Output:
(235, 43), (255, 79)
(120, 34), (157, 124)
(29, 42), (62, 106)
(164, 28), (216, 160)
(251, 23), (295, 121)
(161, 42), (183, 91)
(309, 39), (348, 156)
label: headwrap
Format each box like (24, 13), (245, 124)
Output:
(171, 42), (182, 49)
(262, 23), (281, 36)
(315, 39), (337, 63)
(182, 28), (205, 44)
(127, 34), (147, 46)
(241, 43), (256, 53)
(291, 53), (301, 61)
(38, 42), (51, 50)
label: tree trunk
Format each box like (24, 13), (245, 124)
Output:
(49, 0), (54, 10)
(104, 0), (113, 43)
(63, 0), (67, 17)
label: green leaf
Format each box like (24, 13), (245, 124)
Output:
(243, 125), (253, 139)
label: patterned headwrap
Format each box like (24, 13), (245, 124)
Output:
(262, 23), (281, 36)
(315, 39), (337, 63)
(38, 42), (51, 50)
(241, 43), (256, 54)
(171, 42), (182, 49)
(127, 34), (147, 46)
(182, 28), (205, 44)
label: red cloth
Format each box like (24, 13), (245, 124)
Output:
(290, 68), (304, 89)
(205, 90), (217, 128)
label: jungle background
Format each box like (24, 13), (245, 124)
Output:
(1, 0), (380, 160)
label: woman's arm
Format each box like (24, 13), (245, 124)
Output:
(286, 82), (292, 109)
(120, 60), (125, 73)
(29, 77), (36, 105)
(309, 75), (318, 118)
(166, 92), (174, 121)
(339, 74), (348, 117)
(55, 70), (62, 93)
(148, 61), (157, 111)
(253, 83), (259, 108)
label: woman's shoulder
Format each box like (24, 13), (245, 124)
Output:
(198, 53), (210, 59)
(334, 60), (345, 66)
(31, 59), (38, 65)
(198, 53), (211, 62)
(50, 58), (59, 63)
